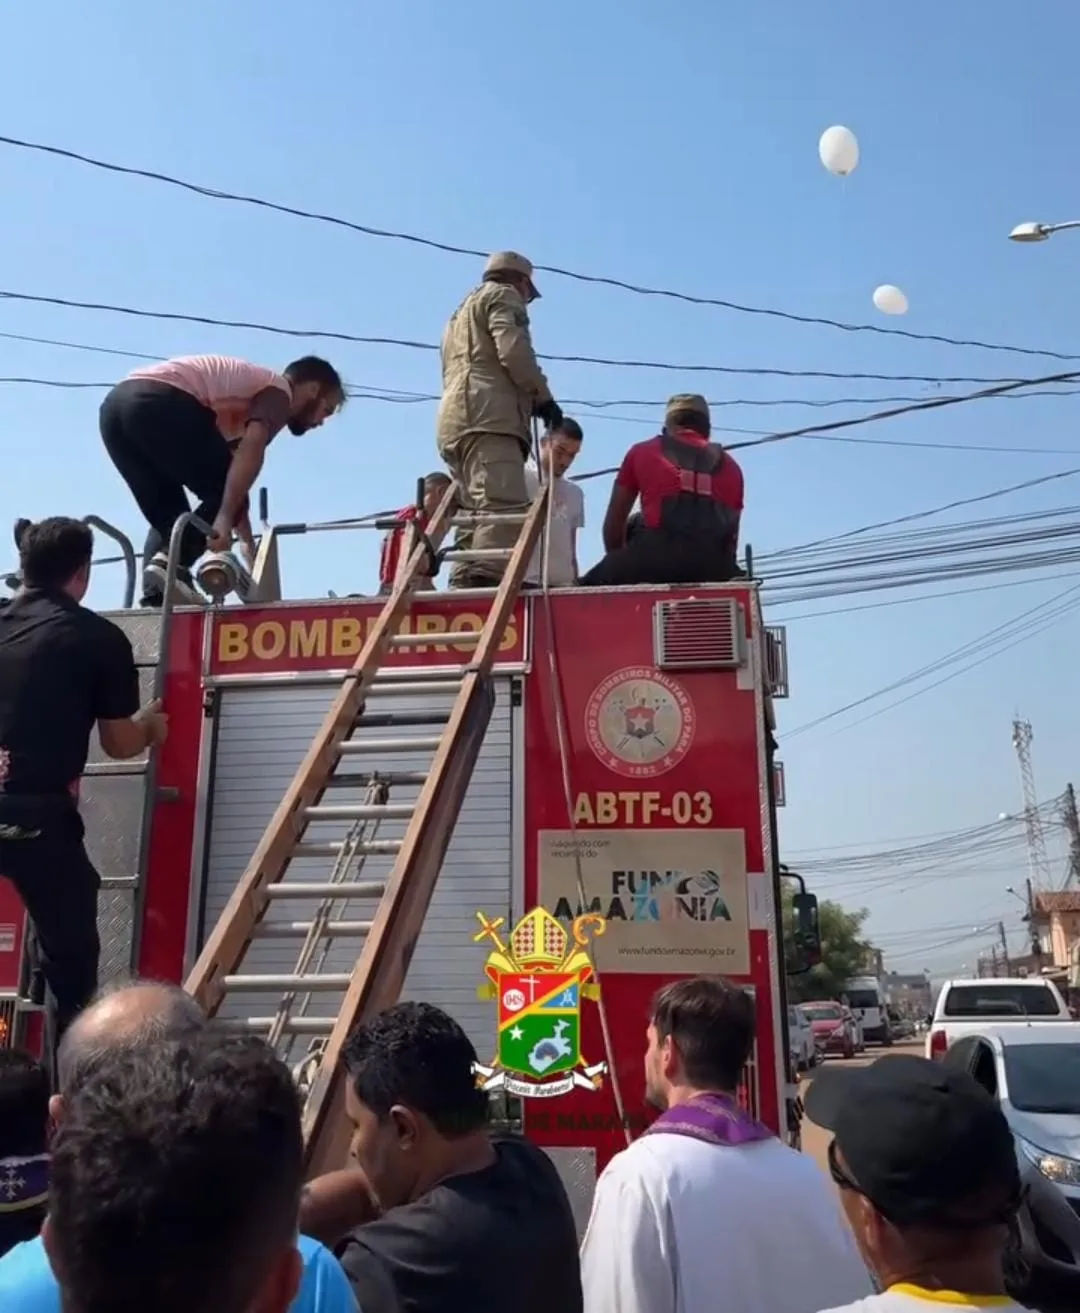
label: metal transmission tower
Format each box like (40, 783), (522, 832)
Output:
(1059, 783), (1080, 890)
(1012, 718), (1053, 891)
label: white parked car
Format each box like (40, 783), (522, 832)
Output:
(787, 1004), (819, 1072)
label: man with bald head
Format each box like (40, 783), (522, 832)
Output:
(53, 978), (203, 1105)
(0, 978), (358, 1313)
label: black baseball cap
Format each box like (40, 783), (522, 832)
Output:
(804, 1055), (1021, 1228)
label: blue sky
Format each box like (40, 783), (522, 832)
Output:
(3, 0), (1080, 976)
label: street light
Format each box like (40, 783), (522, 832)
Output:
(1008, 220), (1080, 243)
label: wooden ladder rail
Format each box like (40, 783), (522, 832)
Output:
(301, 485), (550, 1173)
(184, 480), (461, 1016)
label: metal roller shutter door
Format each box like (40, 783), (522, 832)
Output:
(199, 681), (513, 1058)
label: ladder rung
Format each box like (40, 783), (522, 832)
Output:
(364, 680), (463, 697)
(338, 736), (442, 754)
(390, 629), (480, 647)
(441, 548), (512, 563)
(450, 512), (528, 526)
(357, 709), (450, 729)
(304, 803), (413, 822)
(294, 839), (402, 858)
(371, 668), (462, 684)
(267, 881), (387, 899)
(325, 771), (428, 789)
(225, 1016), (335, 1036)
(223, 973), (353, 992)
(253, 920), (373, 938)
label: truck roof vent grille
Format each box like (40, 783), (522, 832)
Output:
(653, 597), (744, 670)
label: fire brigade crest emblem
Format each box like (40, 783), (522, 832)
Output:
(472, 907), (608, 1098)
(584, 666), (695, 778)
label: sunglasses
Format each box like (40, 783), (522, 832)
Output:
(827, 1140), (861, 1193)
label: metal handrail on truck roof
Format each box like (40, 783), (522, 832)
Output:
(1, 514), (138, 610)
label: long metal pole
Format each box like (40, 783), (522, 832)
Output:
(130, 511), (212, 971)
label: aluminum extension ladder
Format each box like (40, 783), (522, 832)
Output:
(184, 480), (548, 1174)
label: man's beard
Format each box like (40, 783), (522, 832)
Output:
(288, 400), (319, 435)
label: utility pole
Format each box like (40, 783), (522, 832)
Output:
(1061, 783), (1080, 890)
(1026, 876), (1044, 970)
(998, 921), (1011, 975)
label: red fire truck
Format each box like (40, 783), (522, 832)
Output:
(0, 520), (818, 1225)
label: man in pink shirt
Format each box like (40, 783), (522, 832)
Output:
(99, 354), (345, 606)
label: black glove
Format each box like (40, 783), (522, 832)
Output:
(532, 398), (564, 431)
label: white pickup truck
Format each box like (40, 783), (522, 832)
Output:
(927, 976), (1073, 1060)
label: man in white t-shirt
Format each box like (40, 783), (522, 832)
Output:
(523, 419), (584, 587)
(805, 1055), (1028, 1313)
(579, 976), (873, 1313)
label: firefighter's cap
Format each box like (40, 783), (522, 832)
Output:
(484, 251), (541, 299)
(665, 394), (711, 424)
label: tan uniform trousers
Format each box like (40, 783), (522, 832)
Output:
(437, 431), (529, 586)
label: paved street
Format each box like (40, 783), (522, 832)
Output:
(800, 1039), (922, 1174)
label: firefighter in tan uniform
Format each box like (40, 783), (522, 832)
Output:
(437, 251), (563, 588)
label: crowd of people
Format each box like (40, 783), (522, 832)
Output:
(0, 247), (1039, 1313)
(75, 248), (746, 606)
(0, 973), (1034, 1313)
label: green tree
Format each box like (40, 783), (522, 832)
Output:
(783, 891), (873, 1003)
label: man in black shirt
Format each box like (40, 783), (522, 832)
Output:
(0, 518), (168, 1051)
(325, 1001), (582, 1313)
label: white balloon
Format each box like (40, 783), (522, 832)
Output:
(818, 125), (859, 176)
(873, 284), (909, 316)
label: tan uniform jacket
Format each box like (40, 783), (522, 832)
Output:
(436, 282), (552, 449)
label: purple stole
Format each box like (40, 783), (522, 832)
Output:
(643, 1092), (774, 1146)
(0, 1153), (50, 1213)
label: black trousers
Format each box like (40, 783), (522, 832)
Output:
(99, 379), (233, 578)
(581, 527), (739, 587)
(0, 807), (101, 1058)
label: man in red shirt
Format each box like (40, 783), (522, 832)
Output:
(582, 394), (744, 587)
(378, 472), (454, 593)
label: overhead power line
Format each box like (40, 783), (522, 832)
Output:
(772, 569), (1080, 623)
(8, 370), (1079, 458)
(786, 813), (1034, 859)
(0, 288), (1032, 384)
(5, 132), (1080, 363)
(794, 808), (1051, 872)
(568, 371), (1080, 461)
(0, 329), (161, 361)
(8, 326), (1080, 414)
(825, 601), (1080, 736)
(784, 583), (1080, 739)
(766, 503), (1080, 574)
(770, 467), (1080, 557)
(760, 504), (1080, 606)
(7, 357), (1079, 457)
